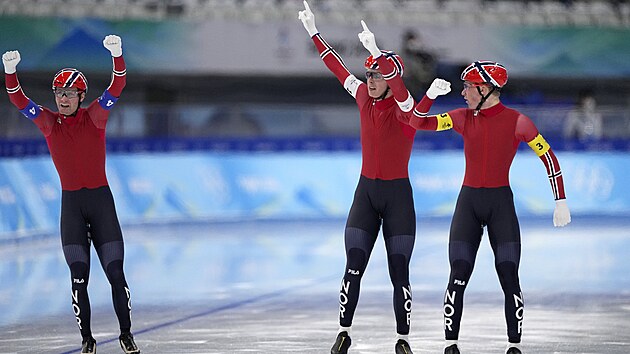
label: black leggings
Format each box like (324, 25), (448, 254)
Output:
(61, 186), (133, 339)
(338, 176), (416, 335)
(444, 186), (523, 343)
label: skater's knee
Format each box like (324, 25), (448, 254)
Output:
(69, 261), (89, 287)
(449, 259), (473, 285)
(496, 261), (519, 288)
(384, 234), (413, 284)
(96, 241), (126, 283)
(105, 260), (127, 285)
(344, 227), (375, 276)
(387, 254), (409, 284)
(345, 248), (367, 277)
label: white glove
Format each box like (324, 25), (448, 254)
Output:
(553, 199), (571, 227)
(298, 0), (319, 37)
(358, 20), (381, 58)
(2, 50), (20, 74)
(103, 34), (122, 57)
(426, 78), (451, 99)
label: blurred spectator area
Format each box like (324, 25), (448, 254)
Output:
(0, 0), (628, 27)
(2, 0), (630, 154)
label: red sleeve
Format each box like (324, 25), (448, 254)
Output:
(87, 55), (126, 129)
(32, 108), (57, 137)
(407, 102), (466, 134)
(448, 108), (467, 134)
(312, 34), (369, 107)
(409, 115), (438, 131)
(413, 95), (435, 118)
(515, 113), (539, 142)
(106, 55), (126, 98)
(517, 114), (566, 200)
(406, 95), (438, 130)
(540, 148), (566, 200)
(5, 73), (30, 109)
(312, 34), (352, 85)
(5, 72), (56, 136)
(86, 101), (109, 130)
(375, 55), (412, 104)
(395, 109), (411, 125)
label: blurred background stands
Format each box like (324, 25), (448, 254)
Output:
(1, 0), (630, 154)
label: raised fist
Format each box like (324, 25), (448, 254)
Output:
(426, 78), (451, 99)
(2, 50), (21, 74)
(103, 34), (122, 57)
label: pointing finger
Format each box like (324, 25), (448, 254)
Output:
(361, 20), (370, 32)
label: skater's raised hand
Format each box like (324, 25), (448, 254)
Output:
(553, 199), (571, 227)
(298, 0), (319, 37)
(426, 78), (451, 99)
(358, 20), (381, 58)
(103, 34), (122, 57)
(2, 50), (20, 74)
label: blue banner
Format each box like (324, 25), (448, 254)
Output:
(1, 151), (629, 238)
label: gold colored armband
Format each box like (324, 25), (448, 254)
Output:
(436, 112), (453, 131)
(527, 134), (550, 156)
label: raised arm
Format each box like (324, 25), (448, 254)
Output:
(3, 50), (39, 116)
(517, 114), (571, 227)
(299, 1), (363, 100)
(401, 78), (453, 131)
(88, 34), (127, 129)
(358, 20), (414, 112)
(102, 34), (126, 98)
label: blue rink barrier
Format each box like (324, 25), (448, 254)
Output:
(3, 136), (630, 158)
(0, 151), (629, 239)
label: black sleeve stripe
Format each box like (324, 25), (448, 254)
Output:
(317, 34), (351, 72)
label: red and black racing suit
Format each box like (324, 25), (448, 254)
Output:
(311, 33), (419, 335)
(402, 96), (567, 344)
(5, 55), (134, 341)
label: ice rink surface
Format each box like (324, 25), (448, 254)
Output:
(1, 216), (629, 353)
